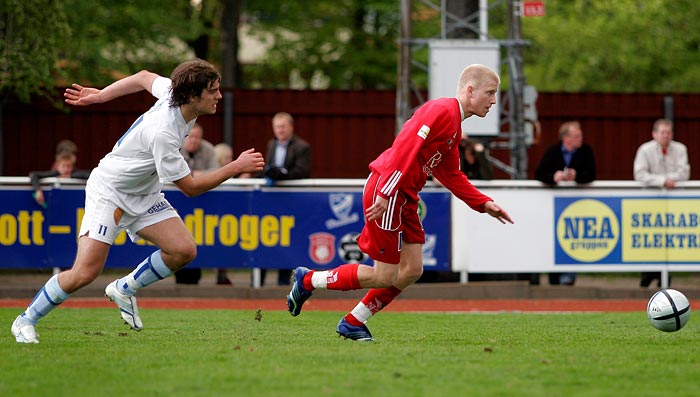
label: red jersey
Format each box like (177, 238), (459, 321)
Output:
(369, 97), (492, 212)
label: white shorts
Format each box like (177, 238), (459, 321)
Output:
(79, 184), (179, 245)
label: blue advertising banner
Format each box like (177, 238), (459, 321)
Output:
(0, 188), (51, 267)
(0, 185), (452, 271)
(555, 196), (700, 265)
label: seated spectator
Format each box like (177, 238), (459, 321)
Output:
(213, 142), (235, 285)
(175, 123), (219, 285)
(214, 143), (233, 169)
(180, 123), (218, 177)
(30, 150), (91, 208)
(52, 139), (78, 170)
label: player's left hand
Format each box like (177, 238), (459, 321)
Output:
(234, 148), (265, 174)
(484, 201), (514, 224)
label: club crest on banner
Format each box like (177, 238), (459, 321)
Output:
(325, 193), (359, 229)
(422, 234), (437, 266)
(309, 232), (336, 265)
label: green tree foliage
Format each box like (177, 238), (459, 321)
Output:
(0, 0), (70, 103)
(244, 0), (401, 89)
(522, 0), (700, 92)
(6, 0), (700, 97)
(0, 0), (214, 102)
(60, 0), (208, 87)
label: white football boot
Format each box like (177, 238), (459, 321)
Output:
(105, 280), (143, 331)
(11, 315), (39, 344)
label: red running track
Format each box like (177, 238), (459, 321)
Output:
(0, 298), (682, 312)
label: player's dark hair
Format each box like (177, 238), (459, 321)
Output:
(169, 59), (221, 107)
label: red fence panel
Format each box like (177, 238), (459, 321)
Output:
(3, 90), (700, 180)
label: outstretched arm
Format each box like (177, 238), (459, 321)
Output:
(173, 149), (265, 197)
(64, 70), (160, 106)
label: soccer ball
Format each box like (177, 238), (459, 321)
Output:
(647, 289), (691, 332)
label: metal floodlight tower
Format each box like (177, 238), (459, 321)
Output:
(396, 0), (530, 179)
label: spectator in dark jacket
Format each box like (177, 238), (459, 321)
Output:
(535, 121), (596, 286)
(535, 121), (596, 185)
(259, 112), (311, 286)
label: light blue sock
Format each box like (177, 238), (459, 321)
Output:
(22, 274), (70, 325)
(117, 250), (172, 296)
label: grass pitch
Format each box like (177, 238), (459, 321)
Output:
(1, 307), (698, 397)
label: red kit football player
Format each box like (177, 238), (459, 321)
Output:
(287, 64), (514, 341)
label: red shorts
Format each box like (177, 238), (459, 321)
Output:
(357, 172), (425, 264)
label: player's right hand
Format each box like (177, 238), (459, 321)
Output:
(366, 196), (389, 221)
(64, 84), (103, 106)
(484, 201), (514, 225)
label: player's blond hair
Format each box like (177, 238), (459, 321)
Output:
(456, 64), (500, 95)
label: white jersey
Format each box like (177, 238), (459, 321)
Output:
(88, 76), (193, 214)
